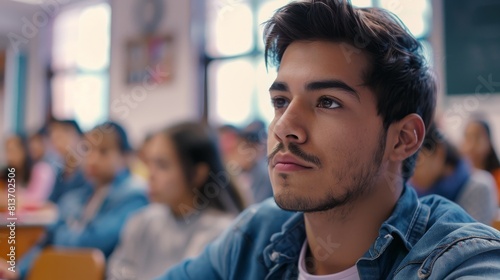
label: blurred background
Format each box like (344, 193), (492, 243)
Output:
(0, 0), (499, 157)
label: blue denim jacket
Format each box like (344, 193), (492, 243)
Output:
(157, 186), (500, 279)
(19, 170), (148, 279)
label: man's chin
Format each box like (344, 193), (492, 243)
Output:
(273, 191), (350, 213)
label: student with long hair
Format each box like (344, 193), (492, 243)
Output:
(3, 133), (55, 207)
(108, 122), (243, 280)
(462, 118), (500, 205)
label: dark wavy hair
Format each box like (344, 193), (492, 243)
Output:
(162, 122), (244, 214)
(90, 121), (133, 154)
(263, 0), (436, 180)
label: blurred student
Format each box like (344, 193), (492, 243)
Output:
(218, 120), (272, 204)
(107, 122), (243, 280)
(29, 126), (61, 176)
(4, 121), (148, 280)
(412, 125), (498, 225)
(47, 119), (87, 203)
(28, 128), (47, 163)
(129, 133), (153, 180)
(3, 133), (55, 208)
(462, 118), (500, 205)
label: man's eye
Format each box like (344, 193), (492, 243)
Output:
(317, 97), (340, 109)
(271, 97), (289, 109)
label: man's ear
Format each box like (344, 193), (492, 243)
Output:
(387, 113), (426, 162)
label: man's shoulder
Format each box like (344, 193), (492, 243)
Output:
(419, 194), (500, 239)
(399, 195), (500, 278)
(409, 223), (500, 279)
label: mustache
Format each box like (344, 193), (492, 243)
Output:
(267, 142), (322, 167)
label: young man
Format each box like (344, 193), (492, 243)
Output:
(158, 1), (500, 279)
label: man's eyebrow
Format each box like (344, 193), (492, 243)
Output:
(306, 80), (360, 102)
(269, 82), (288, 92)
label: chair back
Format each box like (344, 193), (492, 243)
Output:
(27, 247), (105, 280)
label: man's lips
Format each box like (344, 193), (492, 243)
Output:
(272, 154), (314, 172)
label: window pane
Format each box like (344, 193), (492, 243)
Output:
(206, 0), (254, 56)
(257, 0), (291, 51)
(351, 0), (373, 7)
(52, 3), (111, 71)
(380, 0), (431, 38)
(52, 9), (80, 71)
(208, 58), (255, 125)
(51, 74), (108, 131)
(76, 3), (111, 71)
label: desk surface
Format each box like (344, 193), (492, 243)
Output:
(0, 203), (58, 226)
(0, 204), (58, 260)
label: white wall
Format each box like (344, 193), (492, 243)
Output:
(24, 32), (49, 133)
(0, 1), (50, 134)
(108, 0), (200, 146)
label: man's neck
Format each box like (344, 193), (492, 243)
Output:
(303, 182), (403, 275)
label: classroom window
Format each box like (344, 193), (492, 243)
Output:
(51, 2), (111, 131)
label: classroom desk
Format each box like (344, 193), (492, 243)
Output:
(0, 204), (58, 260)
(0, 226), (46, 259)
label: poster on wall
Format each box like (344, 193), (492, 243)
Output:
(126, 35), (174, 85)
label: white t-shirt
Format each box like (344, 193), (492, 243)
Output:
(298, 240), (361, 280)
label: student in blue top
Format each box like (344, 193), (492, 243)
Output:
(411, 124), (498, 225)
(0, 121), (148, 280)
(156, 1), (500, 279)
(47, 119), (88, 204)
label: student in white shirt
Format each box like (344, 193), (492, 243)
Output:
(107, 122), (244, 280)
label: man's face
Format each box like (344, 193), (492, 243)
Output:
(267, 41), (387, 212)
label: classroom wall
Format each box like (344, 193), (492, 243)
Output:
(0, 1), (49, 164)
(1, 8), (49, 131)
(108, 0), (200, 146)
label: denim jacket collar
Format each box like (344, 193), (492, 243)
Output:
(262, 185), (430, 270)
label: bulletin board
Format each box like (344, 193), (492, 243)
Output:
(125, 35), (174, 85)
